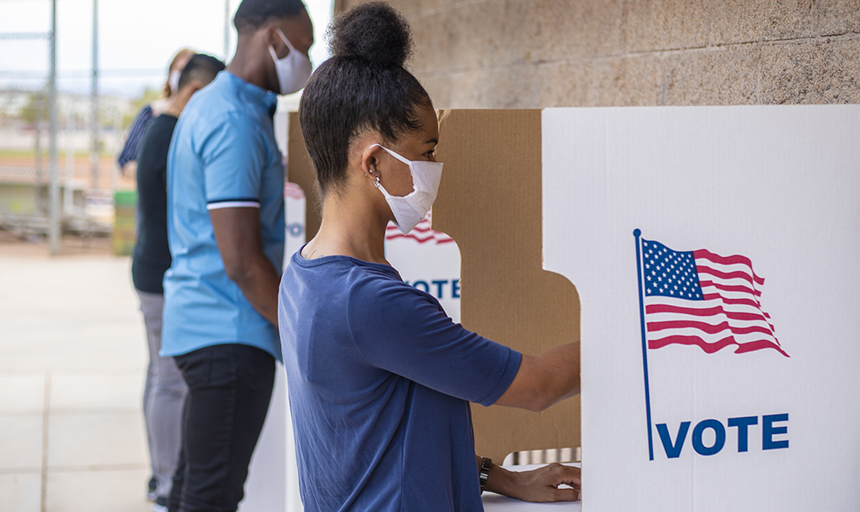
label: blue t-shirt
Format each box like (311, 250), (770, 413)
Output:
(162, 71), (285, 360)
(278, 251), (522, 512)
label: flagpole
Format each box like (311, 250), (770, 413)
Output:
(634, 229), (655, 461)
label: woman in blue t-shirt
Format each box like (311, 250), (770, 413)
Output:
(278, 3), (582, 511)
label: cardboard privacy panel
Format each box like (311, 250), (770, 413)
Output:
(432, 109), (581, 463)
(542, 106), (860, 511)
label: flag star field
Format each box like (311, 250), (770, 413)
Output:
(642, 240), (703, 300)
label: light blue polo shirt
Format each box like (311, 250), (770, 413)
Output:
(162, 71), (284, 360)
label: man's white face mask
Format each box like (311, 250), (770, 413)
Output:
(268, 27), (313, 95)
(369, 144), (443, 234)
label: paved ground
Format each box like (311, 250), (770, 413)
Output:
(0, 234), (152, 512)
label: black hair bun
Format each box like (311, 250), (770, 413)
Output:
(329, 2), (413, 68)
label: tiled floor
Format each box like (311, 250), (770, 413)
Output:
(0, 242), (152, 512)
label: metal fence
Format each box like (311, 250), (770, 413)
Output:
(0, 0), (283, 253)
(0, 32), (51, 184)
(0, 0), (139, 253)
(0, 15), (59, 246)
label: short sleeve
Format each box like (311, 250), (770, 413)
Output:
(117, 105), (153, 168)
(200, 112), (267, 210)
(348, 277), (522, 406)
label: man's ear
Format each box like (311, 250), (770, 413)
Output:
(265, 24), (288, 56)
(264, 24), (278, 46)
(188, 80), (205, 95)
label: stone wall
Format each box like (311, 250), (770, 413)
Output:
(337, 0), (860, 108)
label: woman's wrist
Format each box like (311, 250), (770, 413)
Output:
(483, 462), (519, 497)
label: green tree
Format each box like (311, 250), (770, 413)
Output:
(122, 87), (162, 129)
(20, 92), (47, 127)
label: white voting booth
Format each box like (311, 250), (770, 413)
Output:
(543, 106), (860, 511)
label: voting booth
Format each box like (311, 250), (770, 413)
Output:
(542, 105), (860, 511)
(286, 106), (860, 511)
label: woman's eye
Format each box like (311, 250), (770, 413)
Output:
(425, 150), (436, 158)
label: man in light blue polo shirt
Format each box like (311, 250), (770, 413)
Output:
(162, 1), (313, 510)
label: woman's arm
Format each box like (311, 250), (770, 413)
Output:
(477, 455), (581, 502)
(493, 341), (580, 412)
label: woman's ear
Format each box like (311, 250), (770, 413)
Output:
(360, 143), (384, 183)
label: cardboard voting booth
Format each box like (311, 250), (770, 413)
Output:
(287, 106), (860, 511)
(431, 110), (583, 464)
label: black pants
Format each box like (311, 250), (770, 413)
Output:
(168, 344), (275, 512)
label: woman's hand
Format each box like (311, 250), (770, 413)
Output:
(485, 462), (581, 502)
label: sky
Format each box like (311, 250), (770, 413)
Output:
(0, 0), (334, 99)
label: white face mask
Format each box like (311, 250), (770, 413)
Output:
(168, 70), (181, 95)
(268, 28), (312, 95)
(370, 144), (443, 234)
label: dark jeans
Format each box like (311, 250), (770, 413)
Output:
(168, 343), (275, 512)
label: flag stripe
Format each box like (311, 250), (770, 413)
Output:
(646, 318), (776, 338)
(649, 327), (777, 345)
(702, 293), (766, 311)
(699, 280), (762, 297)
(649, 335), (739, 353)
(647, 320), (774, 336)
(695, 265), (760, 286)
(648, 335), (789, 357)
(386, 225), (435, 234)
(733, 340), (789, 355)
(645, 304), (769, 323)
(384, 233), (455, 244)
(693, 249), (765, 283)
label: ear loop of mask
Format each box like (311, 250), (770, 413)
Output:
(368, 144), (410, 187)
(368, 150), (383, 186)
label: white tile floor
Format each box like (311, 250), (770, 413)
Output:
(0, 248), (152, 512)
(0, 415), (43, 470)
(0, 473), (42, 512)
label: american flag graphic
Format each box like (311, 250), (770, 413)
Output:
(284, 182), (306, 200)
(385, 212), (454, 245)
(638, 237), (788, 357)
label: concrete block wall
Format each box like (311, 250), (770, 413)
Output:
(337, 0), (860, 107)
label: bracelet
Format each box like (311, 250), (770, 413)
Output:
(479, 456), (492, 494)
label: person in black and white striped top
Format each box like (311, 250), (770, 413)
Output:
(116, 48), (194, 177)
